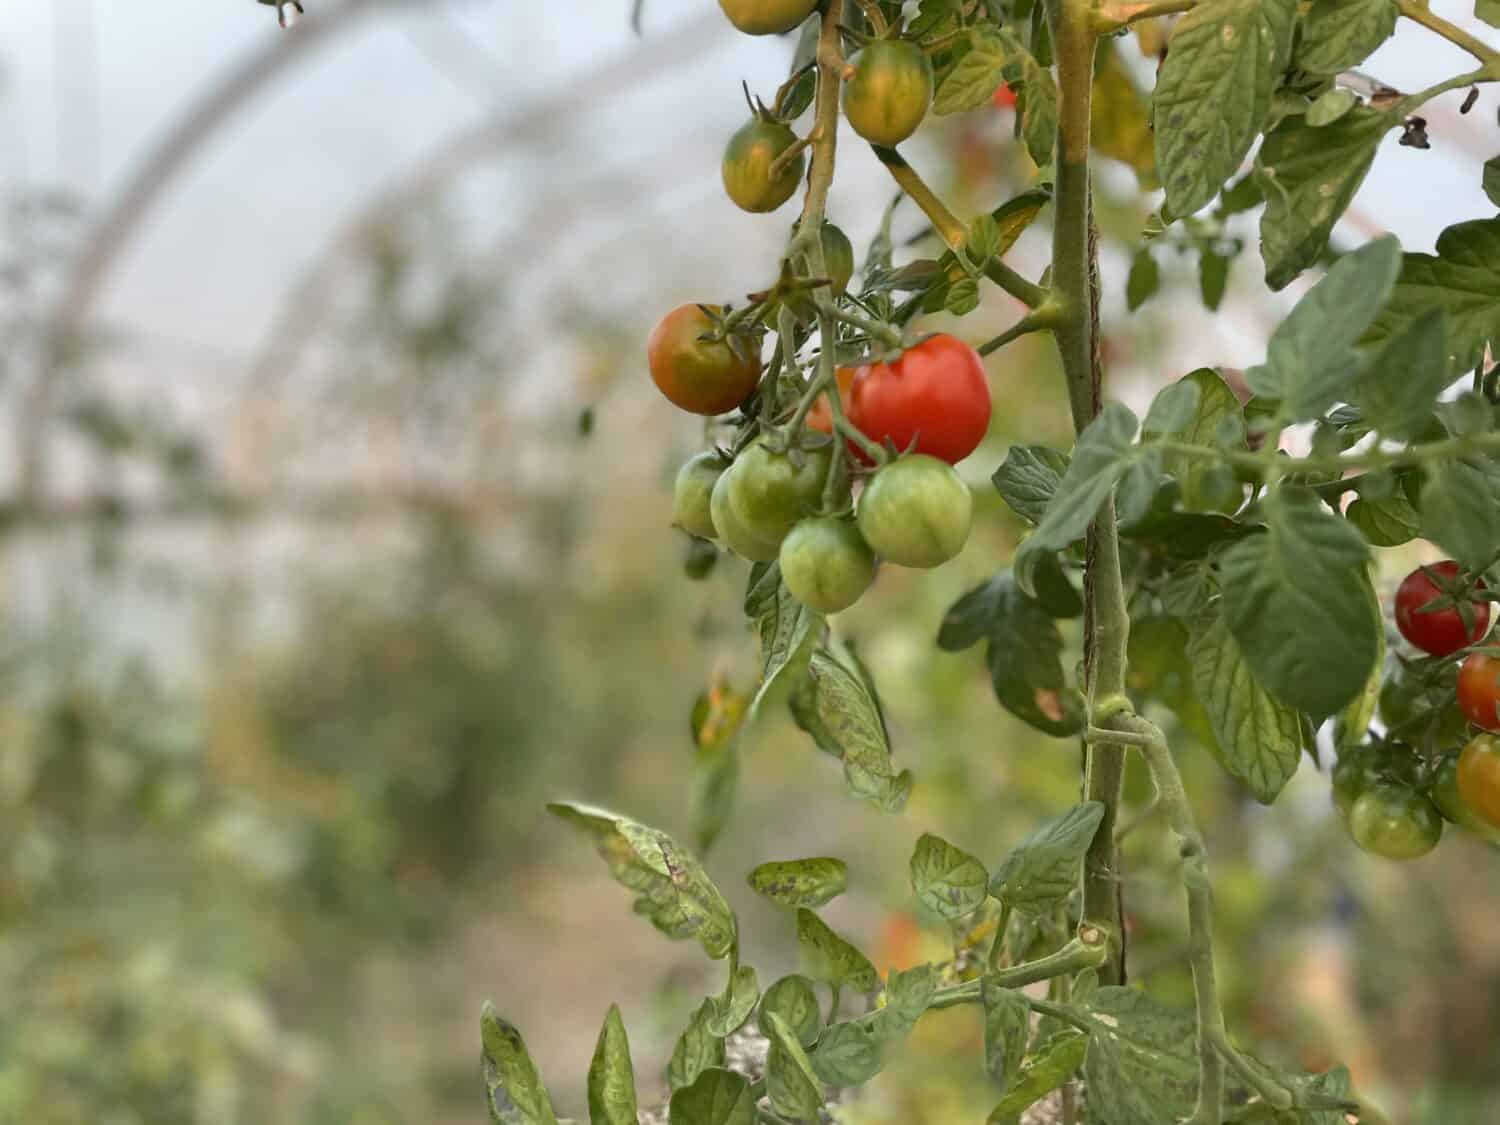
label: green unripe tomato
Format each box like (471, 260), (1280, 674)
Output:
(726, 439), (833, 544)
(718, 0), (819, 36)
(820, 221), (855, 295)
(722, 119), (804, 213)
(1432, 750), (1500, 842)
(841, 40), (934, 147)
(1348, 783), (1443, 860)
(779, 517), (876, 614)
(672, 452), (728, 540)
(1330, 748), (1385, 817)
(1378, 664), (1470, 746)
(711, 467), (781, 562)
(857, 454), (972, 568)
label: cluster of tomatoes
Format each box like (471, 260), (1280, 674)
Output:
(719, 0), (935, 215)
(1334, 561), (1500, 859)
(650, 304), (992, 613)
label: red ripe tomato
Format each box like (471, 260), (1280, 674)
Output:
(993, 83), (1017, 110)
(848, 334), (991, 465)
(1394, 561), (1490, 657)
(1458, 651), (1500, 732)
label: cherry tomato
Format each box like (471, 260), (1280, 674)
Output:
(722, 118), (804, 214)
(1457, 734), (1500, 829)
(841, 40), (934, 147)
(711, 469), (780, 562)
(1434, 746), (1500, 840)
(673, 452), (729, 540)
(648, 305), (760, 416)
(849, 334), (992, 465)
(1347, 783), (1443, 860)
(779, 517), (876, 614)
(857, 454), (972, 568)
(1458, 651), (1500, 732)
(718, 0), (819, 35)
(806, 367), (856, 437)
(1378, 662), (1470, 746)
(992, 83), (1017, 110)
(1394, 561), (1490, 657)
(726, 438), (833, 544)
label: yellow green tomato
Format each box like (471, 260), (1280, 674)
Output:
(841, 40), (934, 147)
(673, 452), (729, 540)
(1348, 783), (1443, 860)
(726, 438), (832, 544)
(711, 468), (780, 562)
(779, 517), (876, 614)
(722, 119), (804, 213)
(718, 0), (819, 36)
(857, 454), (972, 568)
(1433, 749), (1500, 843)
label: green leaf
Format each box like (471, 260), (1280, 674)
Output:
(1485, 156), (1500, 207)
(1143, 379), (1201, 436)
(981, 978), (1030, 1086)
(1481, 0), (1500, 28)
(547, 803), (737, 960)
(910, 832), (990, 919)
(1305, 87), (1358, 127)
(481, 1005), (560, 1125)
(1345, 490), (1421, 546)
(745, 563), (820, 720)
(1352, 309), (1452, 441)
(989, 801), (1105, 914)
(1128, 612), (1219, 749)
(945, 276), (981, 317)
(1419, 457), (1500, 572)
(1246, 235), (1402, 420)
(987, 1031), (1087, 1124)
(706, 965), (760, 1037)
(668, 1068), (755, 1125)
(759, 975), (822, 1047)
(1126, 248), (1160, 311)
(934, 28), (1008, 114)
(765, 1012), (824, 1122)
(937, 571), (1085, 737)
(667, 999), (727, 1093)
(1014, 402), (1142, 593)
(1153, 0), (1298, 216)
(588, 1005), (638, 1125)
(1156, 369), (1247, 511)
(811, 1017), (886, 1086)
(747, 858), (849, 909)
(966, 214), (1003, 263)
(1336, 584), (1384, 750)
(1362, 216), (1500, 372)
(878, 963), (937, 1035)
(1255, 107), (1394, 290)
(790, 642), (913, 812)
(1018, 50), (1058, 166)
(1081, 988), (1198, 1125)
(796, 908), (879, 991)
(992, 445), (1070, 525)
(1187, 602), (1304, 802)
(1200, 248), (1231, 310)
(1296, 0), (1397, 73)
(1217, 488), (1378, 718)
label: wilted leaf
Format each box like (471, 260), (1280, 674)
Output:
(588, 1005), (638, 1125)
(989, 802), (1105, 914)
(747, 858), (849, 909)
(910, 832), (990, 919)
(796, 908), (879, 991)
(759, 975), (822, 1047)
(481, 1005), (560, 1125)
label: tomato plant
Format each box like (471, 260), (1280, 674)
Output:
(480, 0), (1500, 1120)
(1394, 561), (1490, 657)
(848, 333), (992, 464)
(647, 304), (760, 415)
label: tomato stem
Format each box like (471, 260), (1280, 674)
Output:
(1396, 0), (1500, 70)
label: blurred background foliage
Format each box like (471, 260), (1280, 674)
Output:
(1, 3), (1498, 1123)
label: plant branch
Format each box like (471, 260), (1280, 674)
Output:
(828, 304), (903, 348)
(928, 938), (1110, 1009)
(1094, 0), (1195, 31)
(1156, 429), (1500, 478)
(1397, 66), (1498, 114)
(977, 304), (1064, 355)
(1396, 0), (1500, 69)
(1043, 0), (1129, 987)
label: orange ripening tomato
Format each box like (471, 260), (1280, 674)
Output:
(993, 83), (1017, 110)
(806, 366), (857, 436)
(849, 334), (992, 465)
(647, 304), (760, 416)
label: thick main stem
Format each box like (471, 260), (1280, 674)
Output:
(1043, 0), (1128, 987)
